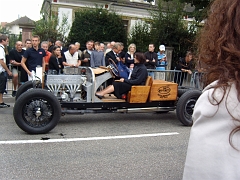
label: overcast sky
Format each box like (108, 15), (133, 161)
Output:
(0, 0), (44, 23)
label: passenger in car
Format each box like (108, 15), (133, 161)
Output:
(95, 52), (148, 99)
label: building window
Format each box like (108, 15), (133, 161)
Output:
(130, 0), (155, 5)
(122, 20), (129, 33)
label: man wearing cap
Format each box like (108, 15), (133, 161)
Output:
(157, 45), (167, 68)
(155, 45), (167, 80)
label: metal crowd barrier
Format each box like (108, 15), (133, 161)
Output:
(5, 64), (24, 94)
(5, 66), (204, 95)
(147, 69), (204, 90)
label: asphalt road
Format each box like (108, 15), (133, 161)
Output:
(0, 95), (191, 180)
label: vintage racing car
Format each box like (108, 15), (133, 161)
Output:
(13, 63), (202, 134)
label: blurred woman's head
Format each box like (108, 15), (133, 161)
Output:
(197, 0), (240, 150)
(198, 0), (240, 87)
(134, 52), (146, 64)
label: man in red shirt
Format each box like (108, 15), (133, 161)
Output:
(41, 41), (51, 73)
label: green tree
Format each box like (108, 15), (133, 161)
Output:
(0, 25), (10, 34)
(180, 0), (211, 10)
(179, 0), (212, 22)
(128, 21), (152, 52)
(127, 0), (198, 68)
(33, 13), (70, 42)
(150, 0), (186, 46)
(150, 0), (197, 67)
(57, 13), (70, 43)
(0, 26), (18, 49)
(68, 7), (127, 46)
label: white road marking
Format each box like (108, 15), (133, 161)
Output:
(0, 132), (179, 145)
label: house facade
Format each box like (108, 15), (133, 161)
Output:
(41, 0), (196, 70)
(41, 0), (157, 36)
(5, 16), (35, 48)
(5, 16), (35, 35)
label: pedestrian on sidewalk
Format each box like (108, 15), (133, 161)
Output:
(0, 35), (12, 108)
(21, 35), (46, 81)
(9, 41), (25, 97)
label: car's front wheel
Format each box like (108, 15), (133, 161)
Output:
(13, 89), (61, 134)
(15, 81), (42, 100)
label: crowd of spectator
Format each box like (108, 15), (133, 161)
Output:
(0, 34), (196, 104)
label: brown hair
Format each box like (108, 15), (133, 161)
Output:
(198, 0), (240, 150)
(134, 52), (146, 64)
(51, 46), (61, 57)
(25, 39), (31, 43)
(0, 34), (8, 42)
(32, 35), (40, 41)
(94, 41), (100, 46)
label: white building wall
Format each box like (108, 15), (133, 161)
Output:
(9, 25), (22, 34)
(52, 0), (152, 34)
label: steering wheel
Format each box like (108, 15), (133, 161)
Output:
(108, 58), (119, 77)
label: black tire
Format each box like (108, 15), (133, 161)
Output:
(176, 89), (202, 126)
(15, 81), (42, 100)
(13, 89), (61, 134)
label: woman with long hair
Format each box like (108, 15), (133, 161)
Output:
(48, 46), (64, 74)
(183, 0), (240, 179)
(125, 43), (136, 68)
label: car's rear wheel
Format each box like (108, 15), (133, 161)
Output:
(176, 89), (202, 126)
(14, 89), (61, 134)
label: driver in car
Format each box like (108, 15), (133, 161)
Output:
(95, 52), (148, 99)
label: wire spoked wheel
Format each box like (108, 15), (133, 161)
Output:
(14, 89), (61, 134)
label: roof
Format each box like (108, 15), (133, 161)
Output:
(6, 16), (35, 27)
(1, 22), (8, 28)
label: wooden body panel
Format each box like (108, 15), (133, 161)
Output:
(150, 80), (178, 101)
(128, 86), (151, 103)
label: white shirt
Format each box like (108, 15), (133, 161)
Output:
(0, 44), (6, 72)
(64, 51), (79, 66)
(183, 81), (240, 180)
